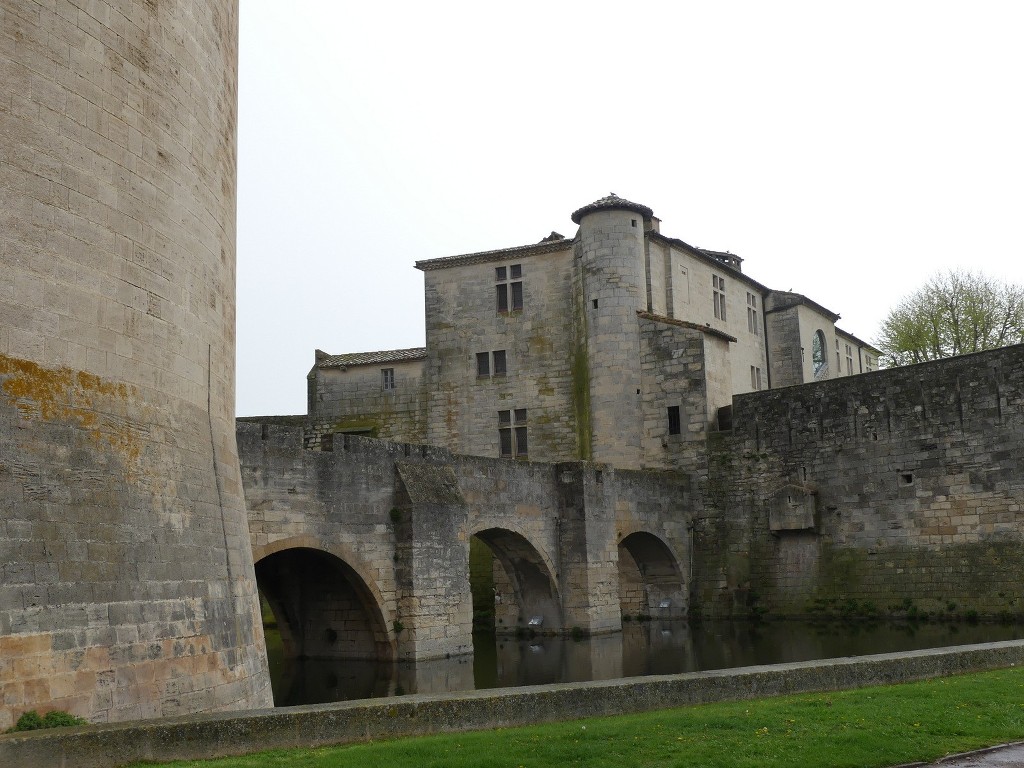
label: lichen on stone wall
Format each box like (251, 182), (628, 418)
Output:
(0, 353), (145, 470)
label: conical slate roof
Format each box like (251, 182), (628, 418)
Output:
(571, 193), (654, 224)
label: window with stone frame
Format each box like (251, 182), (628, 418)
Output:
(746, 292), (759, 334)
(812, 330), (828, 380)
(713, 274), (726, 321)
(750, 365), (762, 390)
(498, 408), (528, 458)
(381, 368), (395, 391)
(845, 344), (854, 374)
(477, 350), (507, 378)
(496, 264), (524, 313)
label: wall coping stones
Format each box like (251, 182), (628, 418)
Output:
(4, 640), (1024, 768)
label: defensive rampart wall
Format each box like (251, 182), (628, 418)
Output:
(696, 344), (1024, 620)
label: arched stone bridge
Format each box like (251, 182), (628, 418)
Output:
(237, 422), (693, 668)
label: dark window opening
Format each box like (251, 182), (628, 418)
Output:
(476, 352), (490, 377)
(381, 368), (395, 391)
(900, 472), (914, 486)
(496, 283), (509, 312)
(510, 264), (522, 279)
(321, 433), (334, 452)
(631, 219), (637, 227)
(493, 350), (506, 375)
(667, 406), (681, 435)
(515, 426), (528, 456)
(499, 428), (513, 457)
(592, 299), (599, 309)
(498, 409), (511, 426)
(511, 281), (523, 311)
(495, 266), (507, 281)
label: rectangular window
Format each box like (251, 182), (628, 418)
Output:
(498, 409), (528, 458)
(845, 344), (853, 375)
(515, 427), (528, 457)
(713, 275), (726, 320)
(381, 368), (395, 391)
(746, 292), (759, 334)
(667, 405), (681, 435)
(496, 263), (523, 313)
(750, 365), (762, 390)
(865, 355), (874, 372)
(511, 281), (523, 311)
(476, 350), (507, 378)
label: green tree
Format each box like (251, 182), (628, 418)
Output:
(877, 270), (1024, 366)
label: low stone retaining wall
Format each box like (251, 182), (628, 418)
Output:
(5, 640), (1024, 768)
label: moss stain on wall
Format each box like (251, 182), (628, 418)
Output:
(0, 353), (144, 469)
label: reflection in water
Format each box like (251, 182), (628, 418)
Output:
(265, 620), (1024, 706)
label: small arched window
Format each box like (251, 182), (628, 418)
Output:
(812, 330), (828, 380)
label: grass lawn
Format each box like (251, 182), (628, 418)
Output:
(132, 667), (1024, 768)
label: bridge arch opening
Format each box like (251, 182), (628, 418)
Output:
(255, 547), (392, 662)
(470, 528), (562, 636)
(618, 532), (686, 620)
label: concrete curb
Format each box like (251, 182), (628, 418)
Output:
(4, 640), (1024, 768)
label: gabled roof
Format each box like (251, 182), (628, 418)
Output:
(315, 347), (427, 369)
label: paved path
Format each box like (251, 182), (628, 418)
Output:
(900, 742), (1024, 766)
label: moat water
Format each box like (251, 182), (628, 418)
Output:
(265, 620), (1024, 706)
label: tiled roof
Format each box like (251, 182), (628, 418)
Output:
(648, 232), (770, 293)
(415, 237), (573, 271)
(571, 194), (654, 224)
(315, 347), (427, 369)
(836, 327), (881, 353)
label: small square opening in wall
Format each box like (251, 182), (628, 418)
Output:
(631, 219), (637, 227)
(592, 299), (598, 309)
(900, 472), (914, 486)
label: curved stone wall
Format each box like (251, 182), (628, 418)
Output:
(0, 0), (271, 727)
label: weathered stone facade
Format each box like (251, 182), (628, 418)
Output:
(0, 0), (271, 730)
(308, 195), (879, 470)
(246, 344), (1024, 665)
(239, 423), (693, 662)
(695, 344), (1024, 620)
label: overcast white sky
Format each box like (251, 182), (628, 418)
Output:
(236, 1), (1024, 416)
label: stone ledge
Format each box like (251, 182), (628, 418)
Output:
(4, 640), (1024, 768)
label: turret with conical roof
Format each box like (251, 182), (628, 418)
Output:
(572, 194), (653, 466)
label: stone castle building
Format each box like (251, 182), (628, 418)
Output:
(308, 195), (879, 468)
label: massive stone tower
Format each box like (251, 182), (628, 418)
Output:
(0, 0), (272, 727)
